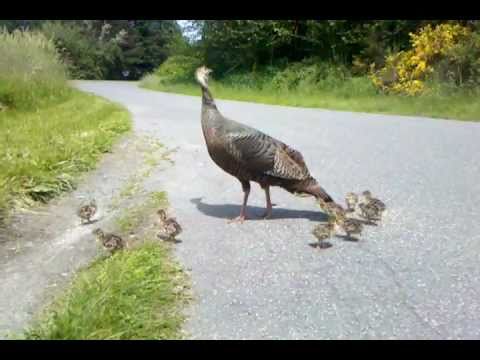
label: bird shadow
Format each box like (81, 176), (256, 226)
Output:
(309, 241), (333, 249)
(346, 216), (378, 227)
(157, 236), (183, 244)
(82, 219), (99, 225)
(190, 197), (329, 222)
(334, 234), (360, 242)
(168, 238), (183, 244)
(360, 219), (379, 227)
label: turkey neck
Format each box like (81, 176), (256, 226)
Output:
(200, 84), (222, 134)
(201, 84), (216, 109)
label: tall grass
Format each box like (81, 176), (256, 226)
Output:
(0, 28), (131, 221)
(0, 28), (71, 110)
(0, 91), (131, 220)
(140, 58), (480, 122)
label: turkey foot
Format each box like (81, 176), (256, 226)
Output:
(229, 182), (250, 224)
(228, 215), (247, 224)
(260, 207), (272, 219)
(260, 211), (272, 219)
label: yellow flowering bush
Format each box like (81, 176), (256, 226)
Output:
(371, 23), (471, 95)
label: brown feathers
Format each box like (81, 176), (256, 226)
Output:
(157, 209), (182, 241)
(78, 200), (97, 224)
(93, 228), (124, 253)
(196, 65), (334, 221)
(345, 192), (359, 212)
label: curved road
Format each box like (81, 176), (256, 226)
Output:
(31, 81), (480, 338)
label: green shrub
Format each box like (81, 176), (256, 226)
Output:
(41, 21), (125, 80)
(139, 73), (161, 89)
(271, 58), (350, 90)
(154, 55), (202, 83)
(432, 31), (480, 89)
(41, 21), (103, 80)
(0, 28), (69, 110)
(221, 72), (260, 88)
(370, 23), (479, 95)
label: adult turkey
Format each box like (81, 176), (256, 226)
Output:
(195, 66), (335, 223)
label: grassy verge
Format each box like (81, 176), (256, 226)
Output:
(140, 74), (480, 122)
(116, 191), (169, 234)
(0, 89), (131, 221)
(22, 187), (188, 340)
(21, 151), (187, 340)
(2, 27), (188, 340)
(23, 241), (187, 340)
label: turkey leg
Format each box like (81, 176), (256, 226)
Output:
(261, 185), (273, 219)
(229, 181), (250, 223)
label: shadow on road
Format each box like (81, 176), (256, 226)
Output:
(190, 197), (329, 222)
(335, 234), (360, 242)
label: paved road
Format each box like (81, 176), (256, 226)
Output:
(71, 82), (480, 338)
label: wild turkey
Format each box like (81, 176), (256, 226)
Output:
(195, 66), (335, 223)
(345, 192), (359, 213)
(362, 190), (386, 213)
(93, 228), (125, 253)
(359, 190), (385, 222)
(78, 199), (97, 224)
(156, 209), (182, 241)
(338, 218), (363, 240)
(359, 201), (380, 222)
(312, 220), (335, 249)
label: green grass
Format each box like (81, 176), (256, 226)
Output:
(23, 191), (185, 340)
(0, 27), (131, 221)
(2, 27), (185, 340)
(23, 241), (187, 340)
(140, 74), (480, 122)
(0, 89), (131, 222)
(116, 191), (169, 234)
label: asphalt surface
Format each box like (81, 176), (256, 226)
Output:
(2, 80), (479, 339)
(78, 81), (480, 339)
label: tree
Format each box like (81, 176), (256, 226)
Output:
(3, 20), (183, 80)
(188, 20), (453, 76)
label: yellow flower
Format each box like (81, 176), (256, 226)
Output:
(371, 23), (470, 95)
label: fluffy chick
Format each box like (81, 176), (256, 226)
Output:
(93, 228), (125, 253)
(345, 192), (359, 213)
(157, 209), (182, 241)
(78, 199), (97, 224)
